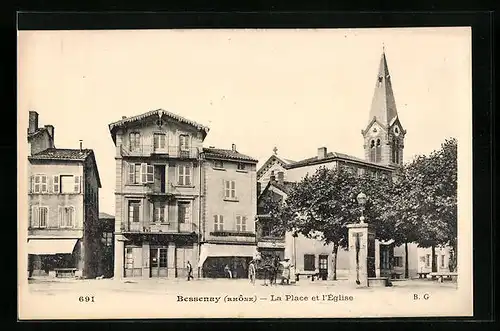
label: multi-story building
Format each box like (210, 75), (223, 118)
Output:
(109, 109), (258, 279)
(198, 145), (258, 278)
(27, 111), (102, 279)
(256, 50), (438, 280)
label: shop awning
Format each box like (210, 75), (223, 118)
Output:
(27, 239), (78, 255)
(198, 243), (258, 267)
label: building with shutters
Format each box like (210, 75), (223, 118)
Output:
(255, 49), (436, 280)
(27, 111), (102, 279)
(109, 109), (258, 279)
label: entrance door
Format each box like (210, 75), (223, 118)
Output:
(150, 248), (168, 277)
(319, 255), (328, 280)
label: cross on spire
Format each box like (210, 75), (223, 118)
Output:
(273, 146), (278, 155)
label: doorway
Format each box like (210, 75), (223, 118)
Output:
(150, 248), (168, 277)
(319, 255), (328, 280)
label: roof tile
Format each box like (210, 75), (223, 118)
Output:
(203, 148), (258, 163)
(29, 148), (93, 161)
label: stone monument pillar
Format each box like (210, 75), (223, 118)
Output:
(347, 222), (376, 287)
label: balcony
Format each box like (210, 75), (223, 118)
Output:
(120, 144), (199, 159)
(122, 221), (197, 234)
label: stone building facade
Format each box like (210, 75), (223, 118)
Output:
(27, 111), (102, 279)
(109, 109), (258, 279)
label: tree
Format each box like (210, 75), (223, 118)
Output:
(283, 166), (362, 280)
(401, 138), (458, 272)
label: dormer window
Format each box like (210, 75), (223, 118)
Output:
(237, 163), (246, 171)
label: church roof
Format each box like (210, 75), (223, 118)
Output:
(368, 50), (399, 128)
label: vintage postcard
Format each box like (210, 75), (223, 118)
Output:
(17, 27), (472, 319)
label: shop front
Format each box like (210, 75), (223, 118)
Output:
(198, 243), (258, 278)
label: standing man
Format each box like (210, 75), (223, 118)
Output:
(248, 260), (256, 285)
(186, 261), (194, 281)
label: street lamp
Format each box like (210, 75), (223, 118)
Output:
(356, 192), (367, 224)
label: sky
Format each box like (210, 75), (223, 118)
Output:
(18, 28), (471, 215)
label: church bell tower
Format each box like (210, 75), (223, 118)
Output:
(362, 48), (406, 166)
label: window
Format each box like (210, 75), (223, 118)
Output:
(179, 135), (189, 151)
(128, 163), (139, 184)
(304, 254), (315, 271)
(441, 255), (445, 268)
(369, 140), (376, 162)
(59, 206), (75, 228)
(236, 216), (247, 232)
(60, 175), (81, 193)
(425, 254), (431, 267)
(31, 206), (48, 228)
(141, 163), (154, 184)
(153, 133), (166, 151)
(102, 232), (113, 246)
(237, 163), (246, 171)
(214, 215), (224, 231)
(129, 132), (141, 151)
(375, 139), (381, 163)
(159, 249), (168, 268)
(153, 202), (167, 223)
(224, 180), (236, 199)
(178, 165), (192, 186)
(394, 256), (403, 267)
(178, 202), (191, 224)
(214, 160), (224, 169)
(128, 201), (140, 223)
(32, 175), (48, 193)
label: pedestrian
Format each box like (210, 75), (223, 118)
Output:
(224, 264), (232, 279)
(186, 261), (194, 281)
(248, 260), (256, 285)
(280, 259), (291, 285)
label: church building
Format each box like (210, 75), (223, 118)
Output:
(256, 49), (448, 280)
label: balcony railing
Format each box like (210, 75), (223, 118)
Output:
(122, 221), (197, 234)
(121, 144), (199, 159)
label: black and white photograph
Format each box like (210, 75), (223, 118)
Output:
(17, 27), (472, 319)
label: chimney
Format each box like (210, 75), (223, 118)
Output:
(44, 125), (54, 139)
(269, 171), (276, 183)
(28, 111), (39, 134)
(232, 143), (236, 152)
(79, 140), (83, 151)
(318, 147), (327, 160)
(277, 171), (284, 185)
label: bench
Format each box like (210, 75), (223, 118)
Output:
(295, 270), (320, 282)
(417, 272), (430, 279)
(54, 268), (77, 278)
(429, 272), (458, 283)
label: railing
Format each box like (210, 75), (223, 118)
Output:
(121, 144), (199, 159)
(122, 221), (197, 234)
(258, 235), (286, 242)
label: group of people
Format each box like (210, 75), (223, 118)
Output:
(248, 255), (295, 286)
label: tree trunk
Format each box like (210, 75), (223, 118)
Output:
(332, 242), (339, 281)
(431, 245), (437, 272)
(404, 242), (409, 279)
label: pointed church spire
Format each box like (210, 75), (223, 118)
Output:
(368, 48), (399, 126)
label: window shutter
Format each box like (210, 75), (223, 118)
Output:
(32, 206), (39, 227)
(164, 205), (168, 223)
(58, 206), (63, 227)
(74, 176), (81, 193)
(128, 163), (135, 184)
(242, 216), (247, 231)
(178, 166), (184, 185)
(185, 166), (191, 185)
(147, 165), (154, 183)
(29, 176), (33, 193)
(53, 175), (60, 193)
(231, 181), (236, 198)
(220, 215), (224, 231)
(140, 163), (147, 184)
(41, 175), (47, 193)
